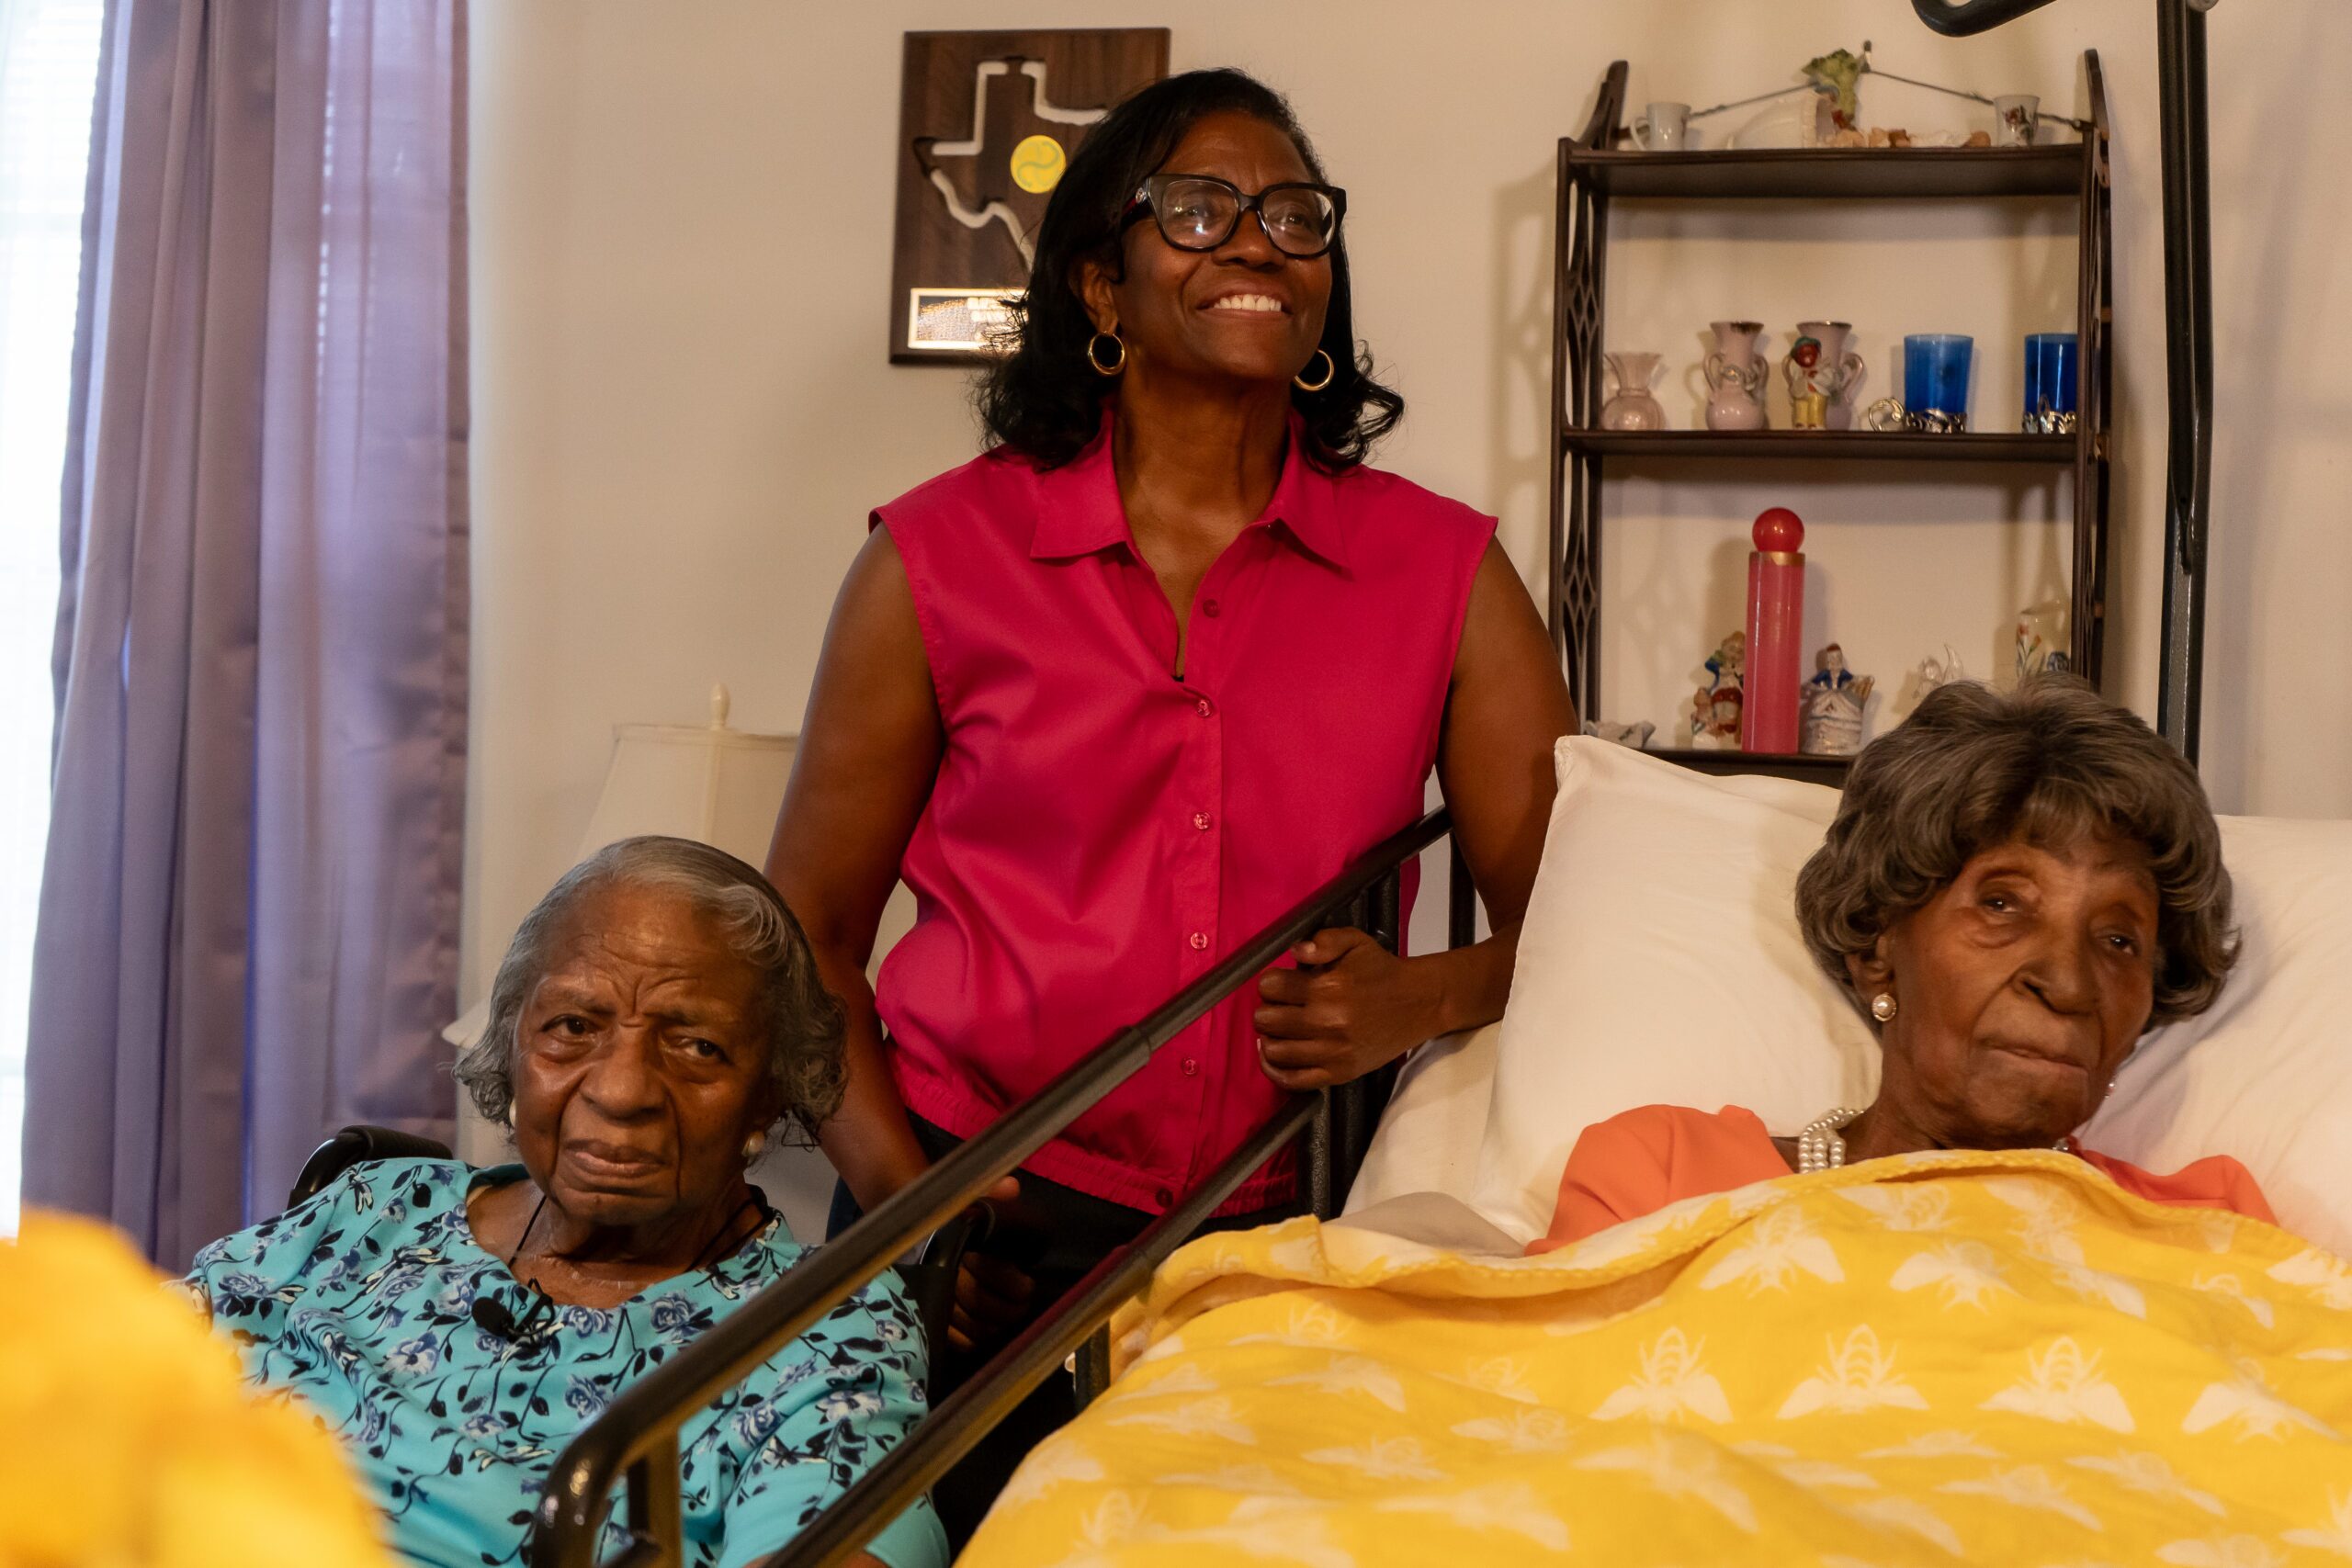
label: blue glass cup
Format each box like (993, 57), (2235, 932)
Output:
(2023, 333), (2078, 433)
(1903, 334), (1973, 431)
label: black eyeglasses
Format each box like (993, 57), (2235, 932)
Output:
(1120, 175), (1347, 259)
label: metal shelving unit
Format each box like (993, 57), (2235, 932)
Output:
(1549, 55), (2113, 781)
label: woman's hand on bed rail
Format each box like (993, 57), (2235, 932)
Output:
(1252, 927), (1451, 1090)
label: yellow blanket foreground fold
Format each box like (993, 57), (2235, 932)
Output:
(962, 1150), (2352, 1566)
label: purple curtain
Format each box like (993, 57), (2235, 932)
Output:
(26, 0), (468, 1267)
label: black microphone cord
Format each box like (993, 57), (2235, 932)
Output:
(471, 1190), (554, 1347)
(470, 1187), (770, 1347)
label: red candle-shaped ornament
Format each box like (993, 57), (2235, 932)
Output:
(1742, 508), (1805, 753)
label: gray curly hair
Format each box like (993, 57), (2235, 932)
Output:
(1794, 677), (2236, 1029)
(454, 836), (848, 1142)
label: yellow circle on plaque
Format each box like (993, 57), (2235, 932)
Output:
(1010, 134), (1067, 194)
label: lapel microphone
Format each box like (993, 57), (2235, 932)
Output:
(472, 1282), (555, 1345)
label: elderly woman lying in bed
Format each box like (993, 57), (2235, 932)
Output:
(1532, 676), (2270, 1252)
(957, 679), (2352, 1566)
(183, 838), (944, 1568)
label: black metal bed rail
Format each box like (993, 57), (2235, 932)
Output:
(767, 1094), (1319, 1568)
(527, 806), (1457, 1568)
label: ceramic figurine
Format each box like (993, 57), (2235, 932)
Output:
(1783, 321), (1865, 431)
(1703, 628), (1747, 693)
(1600, 351), (1668, 431)
(1690, 683), (1745, 749)
(1688, 630), (1747, 749)
(2015, 600), (2071, 682)
(1703, 321), (1768, 431)
(1799, 642), (1875, 756)
(1581, 717), (1657, 750)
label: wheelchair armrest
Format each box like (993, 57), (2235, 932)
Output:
(288, 1124), (456, 1207)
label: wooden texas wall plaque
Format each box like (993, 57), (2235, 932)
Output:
(889, 28), (1170, 365)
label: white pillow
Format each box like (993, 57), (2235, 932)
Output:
(1466, 739), (1866, 1242)
(1465, 736), (2352, 1258)
(2084, 814), (2352, 1255)
(1342, 1023), (1499, 1218)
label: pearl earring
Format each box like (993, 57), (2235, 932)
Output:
(504, 1101), (516, 1129)
(1870, 992), (1898, 1023)
(741, 1130), (767, 1163)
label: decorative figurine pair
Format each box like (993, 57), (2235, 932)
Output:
(1700, 321), (1865, 431)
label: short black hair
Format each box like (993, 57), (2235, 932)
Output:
(976, 67), (1404, 471)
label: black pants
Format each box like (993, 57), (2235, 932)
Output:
(827, 1115), (1303, 1547)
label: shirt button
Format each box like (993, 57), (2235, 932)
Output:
(1182, 1057), (1198, 1077)
(1155, 1188), (1174, 1206)
(1195, 696), (1214, 717)
(1192, 811), (1212, 831)
(1202, 599), (1221, 618)
(1188, 931), (1209, 951)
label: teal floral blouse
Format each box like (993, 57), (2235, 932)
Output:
(185, 1158), (944, 1568)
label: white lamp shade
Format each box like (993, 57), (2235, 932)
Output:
(575, 719), (794, 872)
(447, 685), (795, 1048)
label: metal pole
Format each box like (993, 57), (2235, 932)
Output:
(2154, 0), (2213, 761)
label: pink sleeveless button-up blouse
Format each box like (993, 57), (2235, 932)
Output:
(873, 415), (1493, 1213)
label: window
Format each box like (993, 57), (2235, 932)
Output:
(0, 0), (105, 1233)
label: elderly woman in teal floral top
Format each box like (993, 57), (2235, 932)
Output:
(185, 838), (944, 1568)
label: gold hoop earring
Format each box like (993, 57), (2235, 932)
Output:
(1293, 347), (1336, 392)
(1086, 330), (1125, 377)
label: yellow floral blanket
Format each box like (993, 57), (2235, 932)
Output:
(963, 1151), (2352, 1567)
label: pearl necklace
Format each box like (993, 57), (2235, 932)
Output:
(1797, 1107), (1864, 1173)
(1796, 1107), (2075, 1173)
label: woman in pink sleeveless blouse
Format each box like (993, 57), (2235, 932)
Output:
(767, 70), (1573, 1535)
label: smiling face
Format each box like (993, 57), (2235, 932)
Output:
(509, 882), (780, 1231)
(1850, 834), (2159, 1146)
(1079, 109), (1333, 389)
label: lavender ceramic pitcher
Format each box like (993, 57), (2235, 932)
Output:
(1703, 321), (1768, 431)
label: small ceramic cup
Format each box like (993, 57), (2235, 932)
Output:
(1634, 102), (1692, 152)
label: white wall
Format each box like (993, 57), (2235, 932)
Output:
(466, 1), (2352, 1205)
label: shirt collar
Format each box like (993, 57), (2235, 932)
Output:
(1026, 407), (1351, 572)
